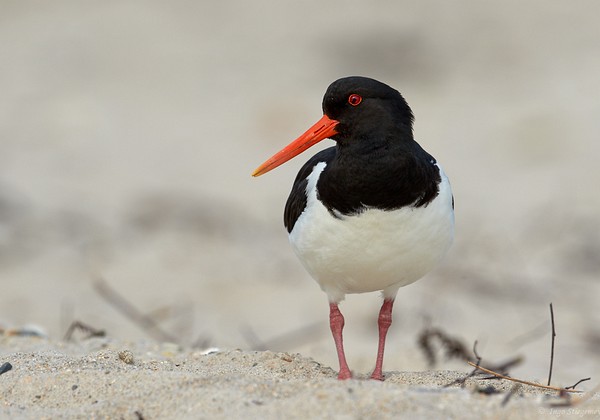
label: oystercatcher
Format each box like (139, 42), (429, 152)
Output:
(252, 76), (454, 380)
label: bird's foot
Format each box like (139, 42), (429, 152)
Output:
(370, 370), (385, 381)
(337, 369), (352, 380)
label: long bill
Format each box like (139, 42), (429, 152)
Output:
(252, 114), (339, 177)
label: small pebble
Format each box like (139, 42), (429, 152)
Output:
(118, 350), (135, 365)
(0, 362), (13, 375)
(199, 347), (220, 355)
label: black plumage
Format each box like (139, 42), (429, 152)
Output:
(284, 77), (443, 233)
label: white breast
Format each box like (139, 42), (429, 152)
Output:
(288, 162), (454, 303)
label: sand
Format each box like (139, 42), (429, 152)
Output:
(1, 336), (598, 419)
(1, 0), (600, 418)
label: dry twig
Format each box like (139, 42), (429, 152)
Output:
(547, 302), (556, 386)
(467, 361), (582, 394)
(64, 321), (105, 341)
(94, 277), (178, 343)
(420, 327), (522, 377)
(443, 340), (482, 388)
(565, 377), (591, 390)
(418, 327), (472, 366)
(547, 383), (600, 408)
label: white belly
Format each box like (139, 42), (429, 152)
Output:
(289, 162), (454, 303)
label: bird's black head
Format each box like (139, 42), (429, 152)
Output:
(322, 76), (415, 145)
(252, 76), (417, 177)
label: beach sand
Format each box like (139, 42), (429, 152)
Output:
(2, 336), (598, 419)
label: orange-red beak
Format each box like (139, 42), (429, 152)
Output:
(252, 114), (339, 177)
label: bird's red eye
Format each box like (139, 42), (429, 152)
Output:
(348, 94), (362, 106)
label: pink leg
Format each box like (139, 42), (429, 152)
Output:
(329, 303), (352, 379)
(370, 299), (394, 381)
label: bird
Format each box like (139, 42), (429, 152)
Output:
(252, 76), (454, 380)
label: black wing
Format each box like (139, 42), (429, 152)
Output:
(283, 147), (336, 233)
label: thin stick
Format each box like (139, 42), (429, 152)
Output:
(64, 320), (105, 341)
(565, 377), (591, 390)
(94, 277), (178, 343)
(472, 340), (481, 362)
(443, 340), (482, 388)
(467, 361), (581, 393)
(548, 302), (556, 386)
(554, 382), (600, 407)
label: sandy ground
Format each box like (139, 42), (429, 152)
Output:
(1, 336), (599, 419)
(1, 0), (600, 418)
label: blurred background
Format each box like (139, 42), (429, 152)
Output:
(1, 1), (599, 385)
